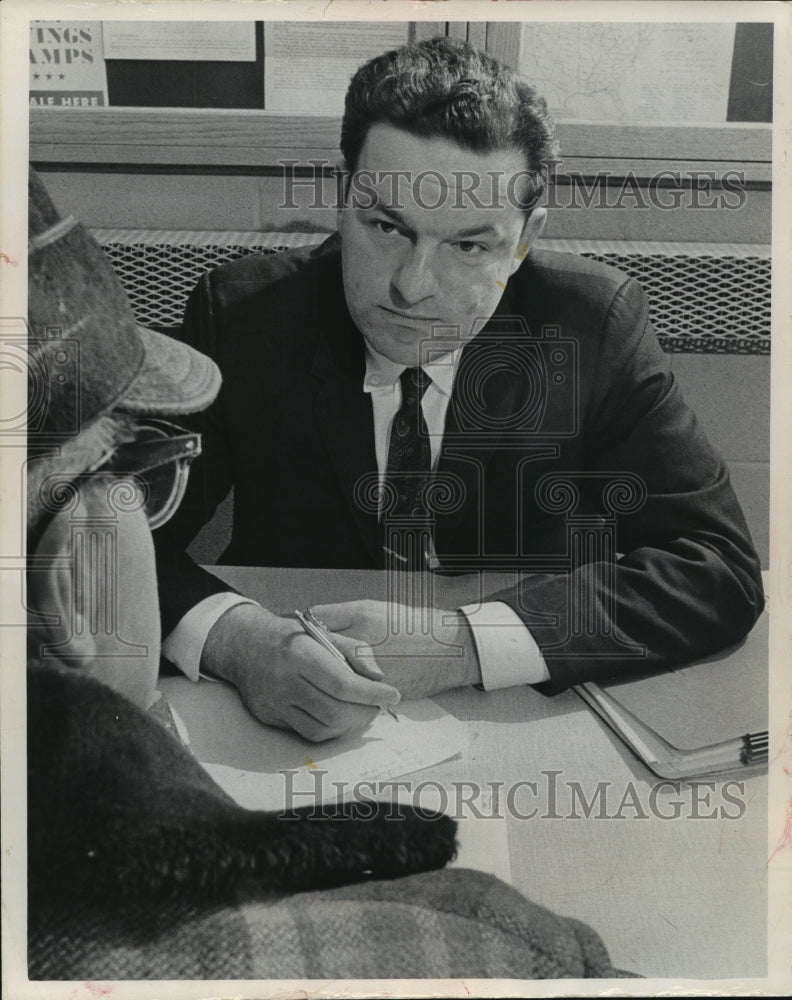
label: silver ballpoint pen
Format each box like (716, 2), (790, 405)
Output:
(294, 608), (399, 721)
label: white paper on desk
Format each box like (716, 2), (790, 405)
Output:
(158, 678), (467, 813)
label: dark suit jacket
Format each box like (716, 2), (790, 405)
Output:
(155, 236), (764, 691)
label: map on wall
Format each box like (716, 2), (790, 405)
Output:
(517, 23), (736, 123)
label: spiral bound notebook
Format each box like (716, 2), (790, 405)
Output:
(574, 612), (769, 779)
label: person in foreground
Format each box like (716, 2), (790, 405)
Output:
(25, 165), (456, 897)
(155, 37), (764, 742)
(25, 168), (636, 981)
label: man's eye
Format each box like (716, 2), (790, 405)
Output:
(455, 241), (487, 256)
(372, 220), (399, 236)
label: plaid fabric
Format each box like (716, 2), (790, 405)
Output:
(29, 868), (637, 980)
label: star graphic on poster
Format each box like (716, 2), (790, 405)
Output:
(46, 73), (52, 80)
(58, 73), (65, 80)
(33, 73), (40, 80)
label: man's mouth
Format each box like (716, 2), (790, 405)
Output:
(378, 306), (438, 323)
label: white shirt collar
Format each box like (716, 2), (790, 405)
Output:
(363, 341), (463, 397)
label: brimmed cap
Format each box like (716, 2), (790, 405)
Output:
(28, 168), (221, 436)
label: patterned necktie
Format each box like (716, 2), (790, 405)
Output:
(382, 367), (432, 569)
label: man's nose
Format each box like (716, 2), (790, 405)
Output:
(390, 245), (437, 306)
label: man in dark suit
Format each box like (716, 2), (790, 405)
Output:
(155, 37), (764, 742)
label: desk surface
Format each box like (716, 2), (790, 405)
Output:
(172, 565), (768, 980)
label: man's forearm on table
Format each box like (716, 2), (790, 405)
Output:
(162, 591), (549, 692)
(460, 602), (551, 687)
(161, 592), (257, 682)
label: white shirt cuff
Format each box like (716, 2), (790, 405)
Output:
(162, 592), (258, 682)
(459, 601), (550, 689)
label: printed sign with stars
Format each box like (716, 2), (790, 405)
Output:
(29, 21), (108, 108)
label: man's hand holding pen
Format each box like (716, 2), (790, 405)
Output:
(294, 609), (400, 720)
(312, 601), (483, 701)
(200, 603), (400, 742)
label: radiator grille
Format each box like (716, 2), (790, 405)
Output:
(92, 230), (771, 355)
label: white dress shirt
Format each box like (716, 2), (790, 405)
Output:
(162, 344), (550, 688)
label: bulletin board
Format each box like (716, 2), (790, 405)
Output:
(29, 21), (415, 113)
(29, 20), (771, 120)
(29, 19), (772, 180)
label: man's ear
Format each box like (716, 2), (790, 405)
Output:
(508, 206), (547, 275)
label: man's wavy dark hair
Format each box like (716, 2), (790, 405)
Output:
(340, 36), (559, 211)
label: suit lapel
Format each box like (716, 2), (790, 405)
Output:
(311, 302), (383, 567)
(435, 281), (548, 554)
(435, 336), (530, 552)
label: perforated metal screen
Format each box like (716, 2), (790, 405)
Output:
(93, 230), (771, 355)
